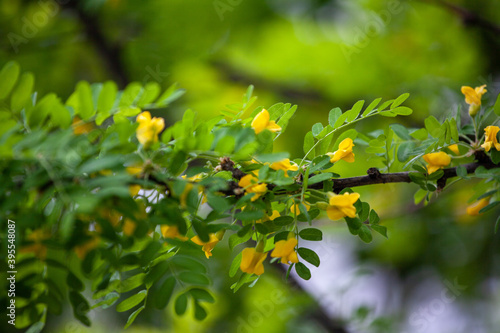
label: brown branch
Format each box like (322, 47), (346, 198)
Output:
(306, 159), (497, 193)
(418, 0), (500, 35)
(61, 0), (129, 87)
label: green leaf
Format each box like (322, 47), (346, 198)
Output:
(390, 124), (411, 140)
(156, 83), (185, 106)
(96, 81), (118, 124)
(67, 271), (84, 291)
(347, 100), (364, 122)
(303, 131), (315, 156)
(334, 111), (349, 128)
(328, 107), (342, 127)
(189, 288), (215, 303)
(255, 152), (289, 163)
(397, 142), (415, 162)
(273, 216), (294, 226)
(358, 225), (373, 243)
(308, 173), (333, 185)
(362, 97), (381, 117)
(178, 272), (210, 286)
(295, 262), (311, 280)
(312, 122), (324, 138)
(309, 155), (333, 173)
(425, 116), (441, 137)
(411, 128), (428, 141)
(0, 61), (20, 100)
(194, 301), (208, 320)
(155, 277), (176, 309)
(299, 228), (322, 241)
(449, 118), (459, 142)
(229, 252), (242, 277)
(298, 248), (320, 267)
(214, 136), (235, 154)
(491, 149), (500, 165)
(75, 81), (95, 120)
(171, 256), (207, 274)
(92, 292), (120, 310)
(392, 106), (413, 115)
(478, 201), (500, 214)
(456, 165), (468, 178)
(494, 92), (500, 116)
(391, 93), (410, 108)
(236, 209), (265, 221)
(137, 82), (161, 107)
(116, 290), (147, 312)
(371, 224), (387, 238)
(11, 72), (34, 112)
(369, 209), (380, 224)
(124, 305), (145, 329)
(175, 293), (189, 315)
(495, 215), (500, 234)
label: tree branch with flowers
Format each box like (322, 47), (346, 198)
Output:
(1, 61), (500, 331)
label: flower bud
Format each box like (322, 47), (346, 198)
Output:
(468, 103), (480, 117)
(315, 201), (330, 210)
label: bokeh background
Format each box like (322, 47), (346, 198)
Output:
(1, 0), (500, 332)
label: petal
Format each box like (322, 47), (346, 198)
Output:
(137, 111), (152, 123)
(340, 205), (357, 218)
(288, 251), (299, 264)
(326, 206), (345, 220)
(338, 138), (354, 151)
(251, 109), (270, 134)
(240, 248), (255, 272)
(265, 121), (282, 132)
(342, 152), (355, 163)
(448, 144), (460, 155)
(461, 86), (480, 105)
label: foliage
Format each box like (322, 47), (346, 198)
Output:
(1, 61), (500, 331)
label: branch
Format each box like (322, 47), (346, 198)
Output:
(418, 0), (500, 35)
(62, 0), (129, 87)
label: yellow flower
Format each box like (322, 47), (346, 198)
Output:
(326, 192), (360, 220)
(481, 126), (500, 152)
(126, 165), (143, 176)
(269, 158), (299, 177)
(129, 184), (141, 197)
(251, 109), (282, 134)
(327, 138), (355, 163)
(238, 174), (267, 201)
(423, 152), (451, 174)
(256, 210), (280, 223)
(191, 232), (224, 259)
(448, 144), (460, 155)
(271, 236), (299, 265)
(290, 202), (310, 215)
(161, 225), (188, 241)
(240, 247), (267, 275)
(461, 85), (487, 116)
(72, 116), (94, 135)
(466, 197), (491, 216)
(122, 219), (136, 236)
(74, 237), (100, 260)
(20, 229), (50, 260)
(136, 111), (165, 147)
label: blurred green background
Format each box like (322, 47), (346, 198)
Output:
(1, 0), (500, 332)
